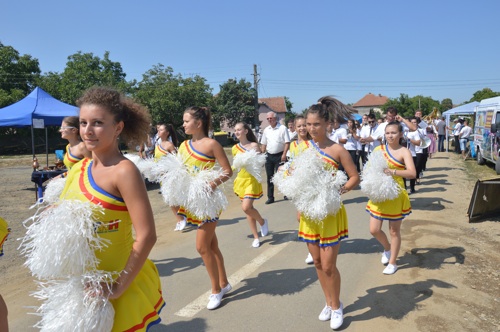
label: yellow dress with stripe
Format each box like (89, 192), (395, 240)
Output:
(63, 143), (83, 170)
(232, 144), (263, 200)
(365, 145), (412, 221)
(0, 217), (10, 257)
(61, 158), (165, 332)
(177, 140), (219, 226)
(297, 140), (349, 247)
(154, 144), (169, 161)
(288, 140), (304, 159)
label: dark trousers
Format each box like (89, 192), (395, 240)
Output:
(438, 134), (445, 152)
(265, 152), (282, 199)
(360, 146), (368, 167)
(408, 156), (419, 191)
(454, 135), (460, 153)
(348, 149), (360, 173)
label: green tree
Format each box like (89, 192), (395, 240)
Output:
(134, 64), (212, 130)
(44, 51), (132, 105)
(468, 88), (500, 103)
(212, 78), (255, 130)
(383, 93), (440, 117)
(0, 42), (41, 107)
(283, 96), (296, 124)
(441, 98), (453, 111)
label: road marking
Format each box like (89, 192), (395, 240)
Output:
(174, 232), (296, 318)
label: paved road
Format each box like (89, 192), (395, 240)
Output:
(149, 183), (384, 331)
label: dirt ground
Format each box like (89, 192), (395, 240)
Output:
(0, 150), (499, 331)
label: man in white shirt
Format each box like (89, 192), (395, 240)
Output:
(452, 119), (463, 154)
(260, 112), (291, 204)
(359, 114), (379, 158)
(459, 119), (472, 159)
(287, 118), (297, 141)
(330, 120), (348, 146)
(363, 107), (416, 149)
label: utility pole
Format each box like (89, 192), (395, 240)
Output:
(253, 64), (260, 129)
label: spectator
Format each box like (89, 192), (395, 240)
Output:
(436, 117), (447, 152)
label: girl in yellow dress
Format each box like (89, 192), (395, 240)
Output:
(298, 97), (359, 330)
(0, 216), (10, 332)
(177, 106), (233, 310)
(288, 116), (316, 264)
(59, 116), (91, 172)
(366, 122), (416, 275)
(232, 122), (268, 248)
(154, 123), (187, 231)
(61, 87), (165, 331)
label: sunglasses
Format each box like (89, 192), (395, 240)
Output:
(368, 121), (375, 124)
(267, 118), (275, 120)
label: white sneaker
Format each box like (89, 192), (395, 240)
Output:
(330, 302), (344, 330)
(383, 264), (398, 275)
(260, 219), (269, 237)
(207, 292), (223, 310)
(221, 283), (232, 297)
(174, 222), (180, 231)
(381, 250), (391, 265)
(318, 304), (332, 321)
(252, 239), (260, 248)
(305, 253), (314, 264)
(178, 218), (187, 231)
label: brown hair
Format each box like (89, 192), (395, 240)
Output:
(63, 116), (80, 135)
(184, 106), (211, 137)
(158, 123), (179, 147)
(306, 96), (354, 124)
(77, 87), (151, 148)
(236, 122), (258, 143)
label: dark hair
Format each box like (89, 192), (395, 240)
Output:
(63, 116), (80, 134)
(385, 121), (405, 145)
(158, 123), (179, 147)
(305, 96), (354, 124)
(236, 122), (258, 143)
(367, 113), (376, 121)
(386, 107), (398, 115)
(77, 87), (151, 148)
(184, 106), (211, 137)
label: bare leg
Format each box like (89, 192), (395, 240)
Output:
(0, 294), (8, 332)
(307, 243), (341, 309)
(369, 217), (390, 251)
(388, 220), (402, 265)
(196, 222), (228, 293)
(171, 206), (184, 222)
(241, 199), (264, 239)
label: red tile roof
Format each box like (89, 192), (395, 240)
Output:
(258, 97), (287, 113)
(353, 93), (389, 107)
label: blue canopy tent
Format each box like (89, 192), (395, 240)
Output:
(442, 101), (479, 152)
(0, 87), (78, 165)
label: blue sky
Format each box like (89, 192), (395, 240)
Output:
(2, 1), (500, 112)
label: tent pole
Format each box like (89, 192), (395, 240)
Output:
(31, 125), (35, 158)
(45, 127), (49, 168)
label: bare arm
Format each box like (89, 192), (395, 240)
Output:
(210, 140), (233, 190)
(281, 142), (290, 161)
(336, 146), (360, 193)
(108, 161), (156, 299)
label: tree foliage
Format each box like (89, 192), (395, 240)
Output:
(133, 64), (212, 130)
(212, 78), (255, 130)
(468, 88), (500, 103)
(0, 42), (41, 107)
(382, 93), (441, 117)
(440, 98), (453, 111)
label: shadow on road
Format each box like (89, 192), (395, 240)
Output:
(398, 246), (465, 270)
(340, 237), (382, 255)
(411, 196), (453, 211)
(153, 256), (203, 277)
(152, 317), (207, 332)
(342, 279), (456, 327)
(223, 267), (317, 304)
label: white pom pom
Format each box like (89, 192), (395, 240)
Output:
(152, 153), (191, 206)
(186, 168), (229, 219)
(273, 148), (347, 221)
(360, 150), (401, 202)
(232, 150), (266, 182)
(124, 154), (156, 180)
(32, 274), (115, 332)
(42, 177), (67, 205)
(20, 200), (111, 279)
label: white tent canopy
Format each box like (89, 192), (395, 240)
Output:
(441, 101), (479, 152)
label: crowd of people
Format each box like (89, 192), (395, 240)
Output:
(8, 86), (467, 331)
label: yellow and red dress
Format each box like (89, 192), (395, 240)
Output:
(365, 145), (412, 221)
(63, 143), (83, 170)
(297, 140), (348, 247)
(154, 143), (170, 161)
(177, 140), (219, 226)
(0, 217), (9, 257)
(288, 140), (309, 160)
(61, 158), (165, 332)
(232, 143), (263, 200)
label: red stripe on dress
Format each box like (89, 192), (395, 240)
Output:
(185, 141), (215, 163)
(78, 159), (128, 211)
